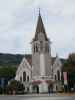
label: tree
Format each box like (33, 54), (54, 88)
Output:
(0, 67), (16, 77)
(63, 53), (75, 71)
(63, 53), (75, 92)
(68, 53), (75, 64)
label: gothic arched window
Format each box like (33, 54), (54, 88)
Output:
(34, 45), (36, 53)
(20, 76), (22, 82)
(23, 71), (26, 82)
(27, 76), (29, 82)
(57, 70), (60, 81)
(36, 45), (38, 52)
(55, 75), (57, 80)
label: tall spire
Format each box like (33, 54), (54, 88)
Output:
(33, 9), (48, 41)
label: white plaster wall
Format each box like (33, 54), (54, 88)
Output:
(39, 81), (48, 93)
(53, 56), (62, 80)
(15, 57), (32, 92)
(15, 57), (31, 83)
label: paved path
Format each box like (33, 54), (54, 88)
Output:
(0, 94), (75, 100)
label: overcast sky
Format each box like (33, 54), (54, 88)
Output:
(0, 0), (75, 58)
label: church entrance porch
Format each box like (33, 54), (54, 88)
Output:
(30, 80), (41, 93)
(31, 79), (54, 93)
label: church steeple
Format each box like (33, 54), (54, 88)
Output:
(32, 10), (52, 79)
(33, 10), (48, 41)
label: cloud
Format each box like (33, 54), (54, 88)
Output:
(0, 0), (74, 58)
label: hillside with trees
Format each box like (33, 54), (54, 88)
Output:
(0, 53), (24, 68)
(0, 53), (24, 78)
(0, 53), (32, 77)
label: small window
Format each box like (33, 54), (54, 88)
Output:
(27, 76), (29, 82)
(55, 75), (56, 80)
(34, 45), (36, 53)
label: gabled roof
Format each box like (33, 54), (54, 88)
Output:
(25, 55), (32, 66)
(51, 56), (66, 66)
(33, 12), (48, 41)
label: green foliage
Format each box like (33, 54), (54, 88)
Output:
(0, 67), (17, 77)
(68, 53), (75, 62)
(63, 53), (75, 86)
(0, 53), (24, 67)
(69, 72), (75, 81)
(0, 53), (24, 77)
(63, 53), (75, 71)
(63, 60), (69, 67)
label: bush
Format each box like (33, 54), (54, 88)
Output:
(6, 80), (25, 94)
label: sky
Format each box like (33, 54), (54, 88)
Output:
(0, 0), (75, 58)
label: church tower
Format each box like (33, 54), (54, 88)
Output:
(31, 11), (53, 93)
(31, 11), (52, 78)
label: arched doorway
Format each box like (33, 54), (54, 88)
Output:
(33, 85), (39, 93)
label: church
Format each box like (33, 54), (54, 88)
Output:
(15, 11), (62, 93)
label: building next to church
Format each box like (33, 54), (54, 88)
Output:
(15, 11), (63, 93)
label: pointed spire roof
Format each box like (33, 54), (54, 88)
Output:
(33, 10), (48, 41)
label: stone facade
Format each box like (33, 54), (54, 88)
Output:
(31, 12), (54, 93)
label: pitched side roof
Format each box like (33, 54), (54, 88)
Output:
(33, 12), (48, 41)
(51, 57), (66, 66)
(51, 57), (56, 65)
(25, 55), (65, 67)
(25, 54), (32, 66)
